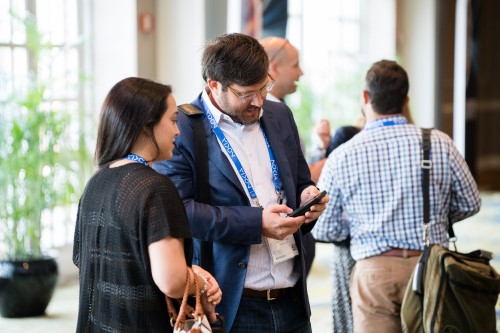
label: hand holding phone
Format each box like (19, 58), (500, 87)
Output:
(287, 190), (327, 217)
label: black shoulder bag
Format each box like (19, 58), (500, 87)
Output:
(177, 103), (212, 271)
(177, 104), (227, 333)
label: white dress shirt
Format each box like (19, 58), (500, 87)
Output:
(266, 92), (281, 103)
(202, 90), (299, 290)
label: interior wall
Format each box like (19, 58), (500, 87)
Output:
(396, 0), (437, 128)
(155, 0), (206, 104)
(137, 0), (156, 79)
(91, 0), (138, 114)
(205, 0), (228, 40)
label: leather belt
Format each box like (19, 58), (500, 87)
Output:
(242, 288), (292, 301)
(380, 248), (422, 258)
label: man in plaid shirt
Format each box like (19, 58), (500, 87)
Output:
(312, 60), (481, 333)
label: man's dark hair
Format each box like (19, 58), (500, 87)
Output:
(365, 60), (409, 115)
(201, 33), (269, 87)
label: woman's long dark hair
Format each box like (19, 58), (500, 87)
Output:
(94, 77), (172, 167)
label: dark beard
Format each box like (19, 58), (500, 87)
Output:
(218, 94), (260, 125)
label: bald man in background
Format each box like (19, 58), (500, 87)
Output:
(261, 37), (304, 102)
(261, 36), (316, 277)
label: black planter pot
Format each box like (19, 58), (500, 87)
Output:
(0, 257), (59, 318)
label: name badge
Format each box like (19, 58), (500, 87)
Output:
(266, 235), (299, 265)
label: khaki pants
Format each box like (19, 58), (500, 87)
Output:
(350, 255), (419, 333)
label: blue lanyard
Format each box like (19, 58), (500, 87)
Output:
(201, 99), (282, 205)
(364, 115), (408, 131)
(125, 153), (149, 166)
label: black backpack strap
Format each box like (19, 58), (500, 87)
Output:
(413, 128), (434, 300)
(421, 128), (432, 227)
(421, 127), (455, 240)
(177, 104), (212, 270)
(178, 104), (210, 204)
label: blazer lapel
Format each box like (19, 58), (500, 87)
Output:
(205, 125), (246, 196)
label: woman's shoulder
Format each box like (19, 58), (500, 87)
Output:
(96, 163), (176, 196)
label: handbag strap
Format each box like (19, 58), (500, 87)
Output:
(178, 104), (213, 271)
(166, 268), (205, 331)
(166, 295), (178, 325)
(166, 270), (190, 328)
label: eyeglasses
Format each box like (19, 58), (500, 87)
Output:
(226, 74), (275, 103)
(269, 39), (289, 62)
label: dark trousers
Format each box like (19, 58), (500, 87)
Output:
(231, 289), (312, 333)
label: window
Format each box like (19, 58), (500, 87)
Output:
(0, 0), (89, 250)
(286, 0), (396, 158)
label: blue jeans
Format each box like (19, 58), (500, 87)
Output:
(230, 290), (312, 333)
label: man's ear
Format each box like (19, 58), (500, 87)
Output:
(362, 89), (370, 104)
(207, 79), (220, 97)
(269, 61), (279, 77)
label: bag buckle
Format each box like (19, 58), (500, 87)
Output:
(421, 159), (432, 169)
(412, 261), (424, 294)
(449, 236), (458, 252)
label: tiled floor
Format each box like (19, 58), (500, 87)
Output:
(1, 192), (499, 332)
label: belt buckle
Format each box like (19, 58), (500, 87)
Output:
(266, 289), (276, 301)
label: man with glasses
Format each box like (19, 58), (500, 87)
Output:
(154, 33), (328, 333)
(260, 36), (317, 278)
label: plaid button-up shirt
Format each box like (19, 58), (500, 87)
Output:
(312, 116), (481, 260)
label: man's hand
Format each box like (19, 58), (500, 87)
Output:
(262, 204), (306, 240)
(300, 185), (329, 223)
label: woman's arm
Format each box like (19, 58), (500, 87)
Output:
(148, 237), (189, 298)
(148, 237), (222, 322)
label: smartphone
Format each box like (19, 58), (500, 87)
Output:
(287, 190), (327, 217)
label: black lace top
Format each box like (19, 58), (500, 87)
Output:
(73, 163), (192, 332)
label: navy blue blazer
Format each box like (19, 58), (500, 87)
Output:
(153, 94), (315, 331)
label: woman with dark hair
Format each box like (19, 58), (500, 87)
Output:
(73, 77), (222, 332)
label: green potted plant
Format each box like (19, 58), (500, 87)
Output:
(0, 12), (90, 318)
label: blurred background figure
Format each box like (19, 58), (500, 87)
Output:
(261, 37), (304, 103)
(308, 115), (364, 333)
(309, 116), (365, 183)
(309, 120), (334, 163)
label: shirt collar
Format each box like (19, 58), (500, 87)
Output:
(364, 114), (408, 131)
(266, 93), (282, 103)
